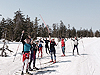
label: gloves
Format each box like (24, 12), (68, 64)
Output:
(22, 51), (24, 54)
(49, 33), (51, 36)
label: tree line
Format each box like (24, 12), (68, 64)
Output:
(0, 9), (100, 41)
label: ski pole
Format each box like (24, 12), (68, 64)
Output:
(13, 33), (23, 62)
(39, 14), (50, 33)
(13, 44), (20, 62)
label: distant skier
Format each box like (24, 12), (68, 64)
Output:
(61, 38), (67, 56)
(29, 40), (39, 71)
(71, 37), (79, 55)
(38, 38), (44, 58)
(21, 31), (31, 75)
(43, 38), (50, 54)
(49, 33), (57, 63)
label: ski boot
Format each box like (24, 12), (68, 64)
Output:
(41, 55), (42, 58)
(33, 67), (39, 70)
(50, 59), (53, 62)
(21, 71), (23, 75)
(61, 54), (65, 57)
(29, 67), (33, 71)
(53, 60), (56, 63)
(26, 69), (29, 74)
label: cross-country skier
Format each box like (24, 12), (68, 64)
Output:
(21, 31), (31, 75)
(49, 33), (57, 63)
(71, 37), (79, 55)
(61, 38), (67, 56)
(29, 40), (39, 71)
(43, 38), (50, 54)
(38, 38), (44, 58)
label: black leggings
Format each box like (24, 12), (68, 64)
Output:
(73, 45), (79, 55)
(45, 46), (49, 53)
(29, 51), (36, 68)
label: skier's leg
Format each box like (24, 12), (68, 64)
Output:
(76, 45), (79, 55)
(73, 45), (75, 55)
(22, 61), (25, 72)
(50, 52), (53, 62)
(26, 59), (29, 69)
(62, 46), (65, 55)
(46, 47), (47, 54)
(61, 47), (65, 56)
(64, 46), (65, 55)
(33, 58), (35, 67)
(29, 54), (32, 69)
(40, 47), (42, 57)
(62, 47), (64, 54)
(54, 50), (56, 63)
(48, 46), (49, 53)
(22, 53), (25, 73)
(33, 51), (36, 67)
(26, 58), (29, 73)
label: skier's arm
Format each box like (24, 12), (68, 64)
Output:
(71, 38), (75, 41)
(41, 40), (44, 43)
(21, 30), (25, 44)
(43, 38), (45, 41)
(55, 42), (58, 46)
(49, 33), (51, 41)
(48, 40), (50, 42)
(64, 38), (67, 42)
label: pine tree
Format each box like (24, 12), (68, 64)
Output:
(0, 18), (6, 39)
(52, 23), (57, 37)
(33, 17), (40, 38)
(95, 30), (100, 37)
(5, 18), (14, 41)
(13, 9), (25, 41)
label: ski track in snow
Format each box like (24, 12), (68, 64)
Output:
(0, 38), (100, 75)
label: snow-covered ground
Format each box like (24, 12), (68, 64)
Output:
(0, 38), (100, 75)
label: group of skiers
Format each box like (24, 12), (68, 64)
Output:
(20, 30), (80, 75)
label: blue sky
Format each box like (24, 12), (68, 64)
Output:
(0, 0), (100, 31)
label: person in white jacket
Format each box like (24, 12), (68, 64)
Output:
(71, 37), (79, 55)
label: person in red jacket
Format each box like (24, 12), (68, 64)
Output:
(61, 38), (65, 56)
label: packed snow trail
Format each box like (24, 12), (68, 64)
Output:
(0, 38), (100, 75)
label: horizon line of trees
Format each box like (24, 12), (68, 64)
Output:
(0, 9), (100, 41)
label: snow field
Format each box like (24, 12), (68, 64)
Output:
(0, 38), (100, 75)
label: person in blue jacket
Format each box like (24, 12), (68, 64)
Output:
(21, 31), (31, 75)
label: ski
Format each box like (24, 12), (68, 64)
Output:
(40, 60), (59, 65)
(31, 61), (59, 72)
(14, 71), (32, 75)
(43, 61), (59, 68)
(43, 61), (52, 64)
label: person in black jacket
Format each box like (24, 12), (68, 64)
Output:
(29, 40), (39, 70)
(43, 38), (50, 54)
(49, 34), (57, 63)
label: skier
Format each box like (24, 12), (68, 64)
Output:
(61, 38), (66, 56)
(21, 31), (31, 75)
(49, 33), (57, 63)
(43, 38), (50, 54)
(38, 38), (44, 58)
(29, 40), (39, 70)
(71, 37), (79, 55)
